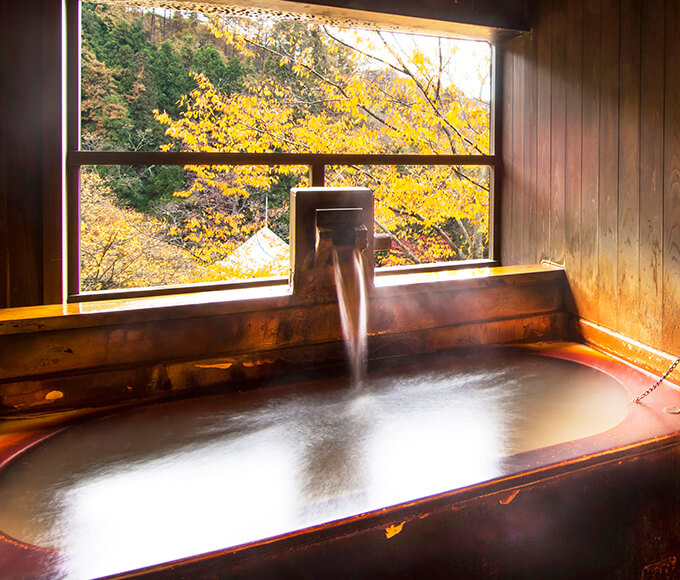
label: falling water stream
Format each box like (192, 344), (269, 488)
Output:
(332, 246), (368, 384)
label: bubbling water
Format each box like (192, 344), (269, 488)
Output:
(332, 246), (368, 385)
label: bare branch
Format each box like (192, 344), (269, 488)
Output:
(388, 205), (465, 258)
(241, 36), (399, 132)
(452, 167), (490, 192)
(375, 31), (486, 156)
(374, 219), (421, 264)
(454, 218), (469, 239)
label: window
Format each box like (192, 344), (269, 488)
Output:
(68, 1), (497, 301)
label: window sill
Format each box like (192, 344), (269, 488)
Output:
(0, 263), (564, 337)
(0, 263), (568, 412)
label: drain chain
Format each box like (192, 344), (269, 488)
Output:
(632, 356), (680, 404)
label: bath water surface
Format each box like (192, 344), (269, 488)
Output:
(0, 349), (630, 579)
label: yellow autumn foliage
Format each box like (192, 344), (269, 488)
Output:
(80, 171), (287, 290)
(155, 22), (491, 264)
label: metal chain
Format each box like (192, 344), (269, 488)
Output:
(632, 356), (680, 404)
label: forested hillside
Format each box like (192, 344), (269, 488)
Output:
(81, 4), (247, 207)
(80, 3), (490, 291)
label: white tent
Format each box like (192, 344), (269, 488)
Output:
(218, 226), (289, 277)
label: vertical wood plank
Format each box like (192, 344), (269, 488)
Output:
(512, 36), (525, 263)
(490, 43), (503, 262)
(499, 0), (672, 352)
(564, 0), (583, 315)
(550, 0), (567, 265)
(0, 0), (8, 306)
(41, 0), (64, 304)
(524, 29), (539, 265)
(580, 0), (601, 323)
(639, 0), (665, 347)
(662, 0), (680, 352)
(67, 0), (81, 297)
(597, 0), (619, 330)
(501, 41), (514, 265)
(4, 3), (46, 307)
(536, 0), (552, 262)
(617, 0), (641, 335)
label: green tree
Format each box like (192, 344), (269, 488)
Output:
(149, 41), (192, 118)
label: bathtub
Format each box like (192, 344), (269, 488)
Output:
(1, 342), (680, 579)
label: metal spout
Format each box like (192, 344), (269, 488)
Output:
(290, 187), (375, 298)
(314, 208), (368, 268)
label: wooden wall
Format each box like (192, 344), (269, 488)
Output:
(0, 1), (63, 308)
(501, 0), (680, 357)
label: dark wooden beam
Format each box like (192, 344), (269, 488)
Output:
(69, 151), (497, 167)
(289, 0), (531, 30)
(0, 0), (63, 307)
(223, 0), (531, 40)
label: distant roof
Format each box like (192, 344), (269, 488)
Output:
(218, 226), (289, 277)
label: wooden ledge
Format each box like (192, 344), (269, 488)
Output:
(574, 317), (680, 387)
(0, 264), (569, 413)
(0, 265), (566, 337)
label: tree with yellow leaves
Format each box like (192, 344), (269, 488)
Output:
(80, 171), (287, 290)
(155, 19), (491, 265)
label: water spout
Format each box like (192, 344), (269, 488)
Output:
(316, 207), (369, 384)
(290, 188), (379, 383)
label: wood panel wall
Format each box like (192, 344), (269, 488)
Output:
(0, 1), (63, 308)
(501, 0), (680, 356)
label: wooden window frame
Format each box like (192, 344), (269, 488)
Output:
(65, 0), (501, 303)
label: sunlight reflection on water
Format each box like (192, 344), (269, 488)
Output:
(0, 350), (629, 579)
